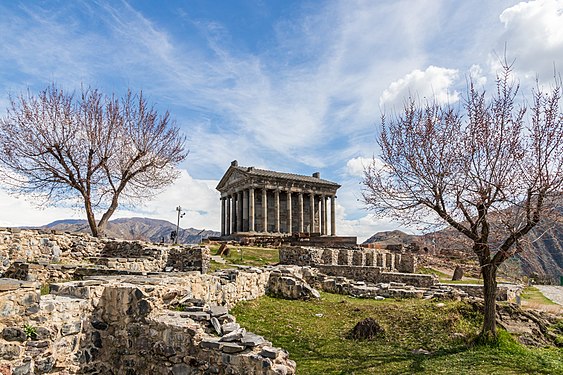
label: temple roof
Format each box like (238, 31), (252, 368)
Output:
(216, 160), (341, 191)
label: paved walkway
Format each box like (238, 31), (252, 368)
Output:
(211, 255), (226, 264)
(536, 285), (563, 306)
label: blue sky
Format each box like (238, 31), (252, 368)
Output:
(0, 0), (562, 240)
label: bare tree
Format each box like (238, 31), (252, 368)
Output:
(362, 64), (563, 341)
(0, 84), (187, 237)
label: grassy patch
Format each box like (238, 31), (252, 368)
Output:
(40, 283), (50, 295)
(232, 293), (563, 374)
(520, 287), (557, 306)
(418, 267), (451, 278)
(418, 267), (484, 284)
(209, 245), (279, 272)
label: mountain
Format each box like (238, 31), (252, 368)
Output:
(363, 230), (423, 247)
(363, 216), (563, 283)
(42, 217), (220, 244)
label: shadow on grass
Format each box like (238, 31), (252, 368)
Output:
(291, 343), (472, 374)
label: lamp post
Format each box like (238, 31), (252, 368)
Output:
(196, 229), (205, 245)
(175, 206), (185, 244)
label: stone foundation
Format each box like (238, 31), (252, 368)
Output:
(1, 228), (210, 280)
(279, 246), (416, 273)
(0, 268), (295, 374)
(441, 283), (524, 302)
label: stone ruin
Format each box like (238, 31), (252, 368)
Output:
(0, 227), (527, 373)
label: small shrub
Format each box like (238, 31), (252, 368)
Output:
(23, 323), (37, 340)
(347, 317), (385, 340)
(40, 283), (50, 295)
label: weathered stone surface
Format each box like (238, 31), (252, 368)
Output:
(2, 327), (26, 342)
(210, 317), (222, 335)
(267, 272), (320, 301)
(200, 338), (222, 350)
(221, 322), (240, 334)
(241, 332), (267, 347)
(221, 342), (245, 353)
(452, 266), (464, 281)
(260, 346), (279, 359)
(208, 305), (228, 318)
(219, 328), (246, 342)
(185, 311), (210, 321)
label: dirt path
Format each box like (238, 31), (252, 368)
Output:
(536, 285), (563, 306)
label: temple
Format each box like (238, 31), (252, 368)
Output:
(216, 160), (341, 237)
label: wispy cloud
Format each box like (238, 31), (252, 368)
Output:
(379, 66), (460, 110)
(1, 0), (561, 236)
(496, 0), (563, 79)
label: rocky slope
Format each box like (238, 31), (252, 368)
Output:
(364, 221), (563, 283)
(42, 217), (220, 244)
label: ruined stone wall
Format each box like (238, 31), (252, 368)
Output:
(279, 246), (417, 273)
(0, 228), (210, 277)
(314, 266), (437, 287)
(0, 228), (102, 274)
(442, 283), (524, 302)
(0, 269), (294, 374)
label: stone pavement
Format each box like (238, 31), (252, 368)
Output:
(536, 285), (563, 306)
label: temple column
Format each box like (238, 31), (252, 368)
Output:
(321, 195), (327, 235)
(262, 188), (268, 232)
(274, 190), (280, 232)
(237, 191), (243, 232)
(286, 191), (292, 234)
(249, 187), (255, 232)
(242, 190), (248, 232)
(330, 195), (336, 236)
(298, 193), (304, 232)
(231, 193), (237, 233)
(226, 196), (231, 235)
(309, 192), (315, 233)
(220, 197), (225, 236)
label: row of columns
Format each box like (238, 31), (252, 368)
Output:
(220, 188), (336, 236)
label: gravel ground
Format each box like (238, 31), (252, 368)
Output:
(536, 285), (563, 306)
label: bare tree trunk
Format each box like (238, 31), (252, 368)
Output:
(97, 194), (120, 236)
(84, 197), (99, 237)
(480, 263), (498, 342)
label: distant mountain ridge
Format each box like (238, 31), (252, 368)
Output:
(364, 221), (563, 283)
(42, 217), (220, 244)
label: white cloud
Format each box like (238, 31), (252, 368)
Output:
(0, 169), (220, 231)
(345, 156), (386, 178)
(497, 0), (563, 79)
(469, 64), (488, 87)
(379, 66), (460, 109)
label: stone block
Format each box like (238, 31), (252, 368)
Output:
(208, 305), (228, 317)
(184, 311), (210, 321)
(211, 317), (222, 335)
(221, 322), (240, 334)
(220, 328), (246, 342)
(200, 338), (222, 350)
(2, 327), (26, 342)
(61, 321), (82, 336)
(241, 332), (266, 347)
(0, 342), (22, 360)
(260, 346), (279, 359)
(221, 342), (245, 353)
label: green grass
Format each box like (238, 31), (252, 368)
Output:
(418, 267), (451, 279)
(231, 292), (563, 374)
(418, 267), (484, 285)
(520, 286), (557, 305)
(209, 245), (279, 271)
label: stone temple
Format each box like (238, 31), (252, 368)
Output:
(216, 160), (340, 237)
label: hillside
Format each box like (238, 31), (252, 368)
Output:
(364, 220), (563, 283)
(43, 217), (220, 244)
